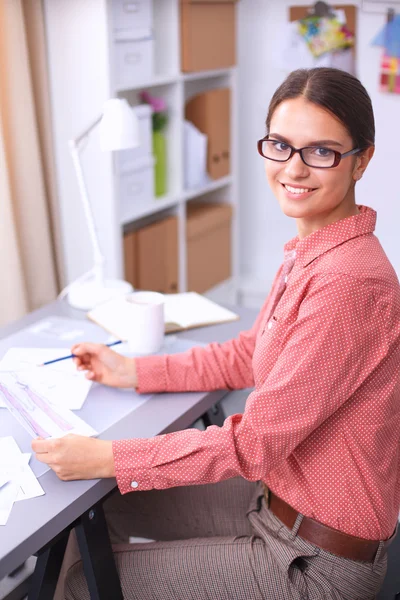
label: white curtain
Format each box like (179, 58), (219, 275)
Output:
(0, 0), (60, 326)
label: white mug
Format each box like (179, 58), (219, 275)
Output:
(124, 291), (165, 355)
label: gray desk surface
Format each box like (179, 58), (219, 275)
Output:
(0, 300), (257, 580)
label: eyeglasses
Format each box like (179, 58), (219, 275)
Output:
(257, 136), (361, 169)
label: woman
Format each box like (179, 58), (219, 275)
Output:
(34, 68), (400, 599)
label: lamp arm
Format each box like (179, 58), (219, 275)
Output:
(72, 115), (102, 147)
(69, 139), (105, 285)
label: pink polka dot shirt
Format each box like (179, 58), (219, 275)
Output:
(113, 206), (400, 540)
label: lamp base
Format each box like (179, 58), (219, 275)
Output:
(67, 278), (133, 311)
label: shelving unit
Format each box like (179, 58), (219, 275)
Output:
(44, 0), (239, 303)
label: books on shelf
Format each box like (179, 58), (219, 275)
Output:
(87, 292), (239, 340)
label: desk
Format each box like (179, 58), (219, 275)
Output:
(0, 300), (256, 598)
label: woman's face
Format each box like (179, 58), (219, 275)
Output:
(264, 97), (373, 238)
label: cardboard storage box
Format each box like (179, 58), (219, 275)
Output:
(180, 0), (238, 72)
(186, 201), (233, 293)
(185, 88), (230, 180)
(123, 216), (179, 293)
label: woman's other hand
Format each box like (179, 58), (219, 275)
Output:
(71, 342), (137, 389)
(32, 434), (115, 480)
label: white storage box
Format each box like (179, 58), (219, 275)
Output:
(119, 155), (155, 224)
(112, 0), (153, 41)
(114, 34), (154, 89)
(117, 104), (152, 173)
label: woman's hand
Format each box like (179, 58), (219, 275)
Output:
(32, 434), (115, 481)
(71, 342), (137, 388)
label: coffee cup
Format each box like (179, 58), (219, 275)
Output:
(124, 291), (165, 355)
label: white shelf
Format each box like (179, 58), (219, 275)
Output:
(115, 68), (234, 92)
(116, 72), (179, 92)
(183, 175), (232, 201)
(45, 0), (239, 299)
(182, 68), (234, 82)
(121, 175), (234, 225)
(121, 192), (181, 226)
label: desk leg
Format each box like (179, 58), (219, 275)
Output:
(201, 402), (226, 428)
(27, 532), (69, 600)
(75, 502), (123, 600)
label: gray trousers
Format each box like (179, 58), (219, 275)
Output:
(60, 478), (387, 599)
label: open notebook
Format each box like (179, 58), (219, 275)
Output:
(87, 292), (239, 340)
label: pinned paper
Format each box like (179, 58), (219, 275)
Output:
(371, 12), (400, 94)
(278, 21), (355, 74)
(380, 54), (400, 93)
(297, 16), (354, 58)
(372, 14), (400, 59)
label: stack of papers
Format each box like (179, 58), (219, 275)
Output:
(0, 436), (44, 526)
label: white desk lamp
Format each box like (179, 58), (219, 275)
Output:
(62, 98), (140, 310)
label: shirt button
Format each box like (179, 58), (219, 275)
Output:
(130, 481), (139, 489)
(267, 321), (273, 330)
(284, 275), (288, 283)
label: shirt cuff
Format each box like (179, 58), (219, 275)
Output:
(135, 355), (167, 393)
(112, 438), (155, 494)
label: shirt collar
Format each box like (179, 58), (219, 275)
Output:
(283, 205), (377, 267)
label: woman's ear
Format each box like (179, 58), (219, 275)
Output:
(353, 146), (375, 181)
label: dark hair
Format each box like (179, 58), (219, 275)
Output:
(266, 68), (375, 149)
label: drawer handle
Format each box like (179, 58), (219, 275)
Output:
(123, 2), (140, 13)
(128, 183), (143, 195)
(124, 53), (141, 65)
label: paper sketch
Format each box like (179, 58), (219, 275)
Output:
(0, 373), (97, 439)
(0, 348), (93, 410)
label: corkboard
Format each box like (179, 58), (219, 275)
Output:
(289, 5), (357, 58)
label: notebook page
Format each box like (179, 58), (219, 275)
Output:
(164, 293), (238, 329)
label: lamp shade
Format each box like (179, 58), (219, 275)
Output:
(99, 98), (140, 151)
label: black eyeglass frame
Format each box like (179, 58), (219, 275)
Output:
(257, 136), (362, 169)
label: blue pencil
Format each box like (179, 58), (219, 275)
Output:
(40, 340), (123, 366)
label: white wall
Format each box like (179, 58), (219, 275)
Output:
(237, 0), (400, 306)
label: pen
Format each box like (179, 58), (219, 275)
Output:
(40, 340), (123, 367)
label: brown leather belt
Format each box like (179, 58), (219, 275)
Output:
(267, 490), (395, 562)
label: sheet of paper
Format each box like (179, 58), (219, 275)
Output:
(0, 475), (10, 489)
(0, 482), (18, 526)
(0, 450), (44, 502)
(27, 317), (86, 341)
(15, 454), (45, 502)
(276, 21), (354, 74)
(0, 348), (92, 410)
(0, 436), (24, 463)
(0, 373), (97, 439)
(0, 437), (21, 489)
(0, 438), (45, 524)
